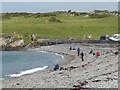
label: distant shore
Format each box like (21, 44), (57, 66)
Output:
(2, 43), (118, 88)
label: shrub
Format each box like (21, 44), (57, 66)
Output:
(49, 16), (63, 23)
(90, 13), (109, 18)
(2, 14), (11, 19)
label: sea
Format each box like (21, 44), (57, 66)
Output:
(1, 51), (64, 79)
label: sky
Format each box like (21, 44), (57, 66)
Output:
(1, 2), (118, 13)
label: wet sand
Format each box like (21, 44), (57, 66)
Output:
(2, 43), (118, 88)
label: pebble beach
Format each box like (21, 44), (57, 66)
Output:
(2, 43), (119, 88)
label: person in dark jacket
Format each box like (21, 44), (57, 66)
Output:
(54, 64), (59, 71)
(77, 48), (80, 56)
(69, 47), (72, 50)
(81, 52), (84, 61)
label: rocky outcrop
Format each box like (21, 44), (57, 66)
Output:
(2, 45), (25, 51)
(10, 39), (24, 47)
(0, 37), (6, 46)
(0, 35), (119, 51)
(0, 36), (26, 51)
(0, 36), (12, 47)
(1, 34), (40, 51)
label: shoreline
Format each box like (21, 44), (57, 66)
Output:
(1, 39), (119, 51)
(2, 46), (76, 80)
(2, 43), (118, 88)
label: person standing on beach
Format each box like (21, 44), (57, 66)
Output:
(77, 48), (80, 56)
(54, 64), (59, 71)
(81, 52), (84, 61)
(69, 47), (72, 50)
(96, 51), (100, 57)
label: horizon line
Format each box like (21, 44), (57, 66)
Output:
(1, 9), (119, 13)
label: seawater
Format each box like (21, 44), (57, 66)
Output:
(1, 51), (64, 79)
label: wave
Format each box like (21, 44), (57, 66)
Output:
(39, 51), (64, 59)
(28, 48), (65, 60)
(54, 53), (64, 59)
(40, 51), (49, 53)
(7, 66), (48, 78)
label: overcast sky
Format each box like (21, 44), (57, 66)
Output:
(2, 2), (118, 13)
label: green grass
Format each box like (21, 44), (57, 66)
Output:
(2, 14), (118, 42)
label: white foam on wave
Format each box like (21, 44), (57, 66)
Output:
(28, 48), (40, 51)
(40, 51), (48, 53)
(54, 53), (64, 59)
(7, 66), (48, 78)
(39, 51), (64, 59)
(28, 48), (65, 60)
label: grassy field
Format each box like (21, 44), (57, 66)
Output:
(2, 14), (118, 41)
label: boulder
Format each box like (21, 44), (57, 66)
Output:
(0, 37), (7, 46)
(10, 39), (24, 47)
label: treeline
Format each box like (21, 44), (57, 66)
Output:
(89, 13), (109, 18)
(1, 10), (119, 20)
(90, 10), (119, 18)
(2, 12), (32, 19)
(2, 11), (67, 19)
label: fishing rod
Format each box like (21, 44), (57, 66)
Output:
(49, 60), (56, 66)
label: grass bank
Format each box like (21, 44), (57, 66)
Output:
(2, 14), (118, 43)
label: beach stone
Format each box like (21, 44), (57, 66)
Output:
(114, 51), (119, 55)
(16, 83), (20, 85)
